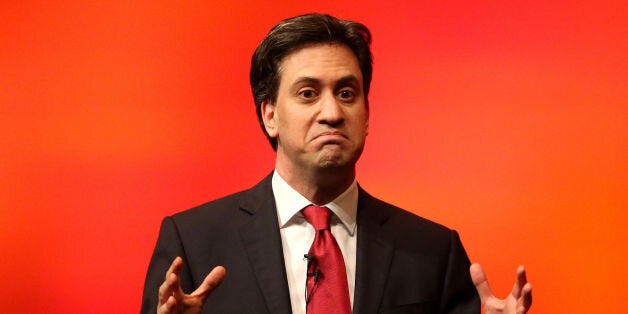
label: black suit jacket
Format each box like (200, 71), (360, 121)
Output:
(141, 174), (479, 313)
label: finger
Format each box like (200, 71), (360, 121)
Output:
(517, 282), (533, 313)
(159, 272), (180, 305)
(191, 266), (227, 301)
(159, 257), (184, 305)
(511, 265), (528, 299)
(157, 295), (176, 314)
(165, 256), (184, 280)
(469, 263), (494, 304)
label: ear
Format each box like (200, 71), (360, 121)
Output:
(261, 100), (278, 138)
(365, 106), (369, 136)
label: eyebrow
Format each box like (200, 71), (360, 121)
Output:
(291, 75), (361, 90)
(335, 75), (360, 89)
(292, 77), (321, 88)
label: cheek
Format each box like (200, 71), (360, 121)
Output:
(277, 113), (309, 139)
(282, 111), (312, 130)
(353, 111), (369, 133)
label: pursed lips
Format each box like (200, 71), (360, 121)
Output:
(312, 130), (347, 143)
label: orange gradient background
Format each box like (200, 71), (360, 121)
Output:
(1, 1), (626, 313)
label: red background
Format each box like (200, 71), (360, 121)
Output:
(1, 1), (626, 312)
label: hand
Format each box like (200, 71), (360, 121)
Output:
(158, 256), (227, 314)
(470, 263), (532, 314)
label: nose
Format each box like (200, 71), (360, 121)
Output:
(317, 93), (344, 127)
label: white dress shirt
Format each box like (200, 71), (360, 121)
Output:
(272, 170), (358, 314)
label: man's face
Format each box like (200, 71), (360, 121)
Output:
(262, 44), (369, 174)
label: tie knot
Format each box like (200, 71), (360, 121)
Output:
(302, 205), (331, 231)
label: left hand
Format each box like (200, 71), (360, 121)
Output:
(470, 263), (532, 314)
(157, 256), (226, 314)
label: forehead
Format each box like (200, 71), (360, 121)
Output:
(277, 44), (363, 85)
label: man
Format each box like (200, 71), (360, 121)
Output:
(141, 13), (532, 314)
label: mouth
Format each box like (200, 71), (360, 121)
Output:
(314, 131), (347, 143)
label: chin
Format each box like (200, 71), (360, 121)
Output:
(317, 160), (346, 169)
(313, 144), (362, 168)
(313, 151), (342, 167)
(316, 153), (359, 170)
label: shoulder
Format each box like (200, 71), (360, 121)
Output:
(359, 188), (451, 231)
(172, 189), (246, 222)
(358, 188), (460, 249)
(168, 174), (274, 233)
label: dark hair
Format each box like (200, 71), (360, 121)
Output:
(250, 13), (373, 150)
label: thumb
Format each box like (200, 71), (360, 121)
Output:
(190, 266), (227, 301)
(470, 263), (494, 304)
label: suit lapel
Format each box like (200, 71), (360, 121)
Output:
(353, 188), (395, 314)
(238, 175), (292, 314)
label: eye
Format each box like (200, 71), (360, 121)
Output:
(338, 89), (355, 101)
(298, 88), (318, 100)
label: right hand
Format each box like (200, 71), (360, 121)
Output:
(470, 263), (532, 314)
(158, 256), (227, 314)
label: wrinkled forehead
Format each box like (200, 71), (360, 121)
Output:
(276, 43), (363, 87)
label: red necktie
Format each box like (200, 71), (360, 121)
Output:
(302, 205), (351, 314)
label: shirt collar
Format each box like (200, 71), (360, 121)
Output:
(272, 170), (358, 235)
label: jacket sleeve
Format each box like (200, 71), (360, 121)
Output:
(439, 230), (481, 314)
(140, 217), (196, 314)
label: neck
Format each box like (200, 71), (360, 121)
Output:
(276, 164), (355, 205)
